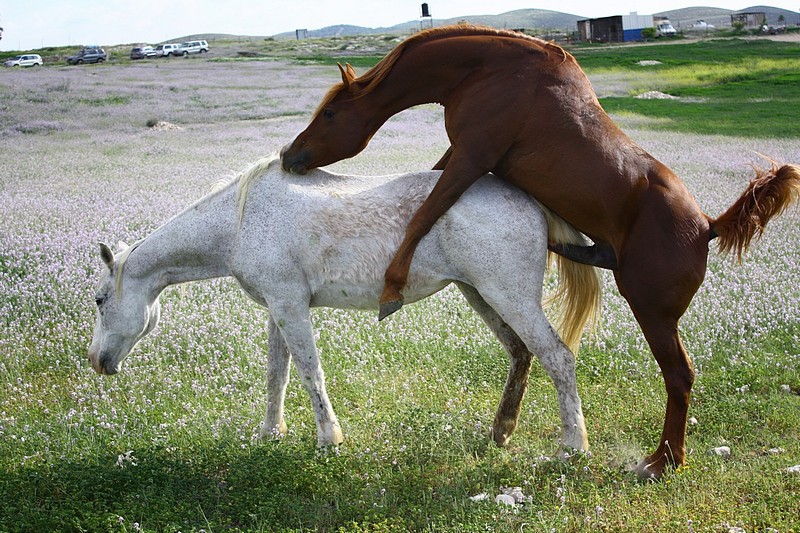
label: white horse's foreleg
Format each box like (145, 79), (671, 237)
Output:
(456, 283), (532, 447)
(260, 316), (291, 439)
(269, 302), (343, 447)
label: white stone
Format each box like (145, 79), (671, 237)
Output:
(495, 494), (517, 506)
(709, 446), (731, 458)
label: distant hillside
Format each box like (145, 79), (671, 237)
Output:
(739, 5), (800, 25)
(176, 5), (800, 43)
(424, 8), (583, 31)
(655, 6), (799, 29)
(654, 7), (733, 29)
(273, 9), (583, 39)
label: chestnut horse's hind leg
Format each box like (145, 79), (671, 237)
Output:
(614, 231), (706, 478)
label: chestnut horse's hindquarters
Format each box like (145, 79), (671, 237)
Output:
(711, 164), (800, 259)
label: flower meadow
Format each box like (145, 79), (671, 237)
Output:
(1, 57), (799, 532)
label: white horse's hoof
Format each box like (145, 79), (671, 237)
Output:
(317, 423), (344, 447)
(259, 421), (288, 440)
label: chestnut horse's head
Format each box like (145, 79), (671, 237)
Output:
(281, 63), (378, 174)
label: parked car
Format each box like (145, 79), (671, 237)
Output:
(67, 47), (108, 64)
(174, 40), (209, 56)
(130, 46), (156, 59)
(3, 54), (43, 67)
(655, 21), (677, 37)
(154, 43), (181, 57)
(690, 20), (715, 30)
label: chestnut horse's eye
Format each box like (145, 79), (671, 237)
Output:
(322, 108), (335, 120)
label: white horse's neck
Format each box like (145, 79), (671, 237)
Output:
(121, 185), (236, 296)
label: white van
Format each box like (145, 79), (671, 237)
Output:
(154, 43), (181, 57)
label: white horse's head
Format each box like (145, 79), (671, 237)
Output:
(87, 242), (161, 375)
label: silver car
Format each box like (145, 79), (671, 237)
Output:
(4, 54), (43, 67)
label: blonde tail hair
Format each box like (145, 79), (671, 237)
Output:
(538, 203), (602, 354)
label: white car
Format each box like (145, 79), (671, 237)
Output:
(4, 54), (43, 67)
(691, 20), (715, 30)
(154, 43), (181, 57)
(174, 40), (209, 56)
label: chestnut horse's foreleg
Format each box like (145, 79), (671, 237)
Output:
(380, 158), (487, 319)
(431, 146), (453, 170)
(260, 316), (291, 439)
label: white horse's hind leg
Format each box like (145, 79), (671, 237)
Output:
(532, 328), (589, 454)
(462, 283), (588, 454)
(269, 302), (344, 447)
(456, 282), (533, 447)
(260, 316), (291, 439)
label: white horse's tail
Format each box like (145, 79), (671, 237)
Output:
(539, 203), (601, 354)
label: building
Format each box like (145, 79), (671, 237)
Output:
(731, 12), (767, 30)
(578, 12), (654, 43)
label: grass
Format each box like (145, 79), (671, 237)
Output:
(0, 39), (799, 532)
(572, 39), (800, 138)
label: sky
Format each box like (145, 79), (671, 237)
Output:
(1, 0), (798, 51)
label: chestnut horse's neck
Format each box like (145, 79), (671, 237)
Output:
(350, 27), (572, 121)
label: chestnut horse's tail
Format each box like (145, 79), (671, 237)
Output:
(538, 203), (602, 354)
(711, 164), (800, 260)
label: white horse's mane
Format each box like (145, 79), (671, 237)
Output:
(236, 154), (280, 224)
(113, 154), (280, 297)
(113, 239), (144, 298)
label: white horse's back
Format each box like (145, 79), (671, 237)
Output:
(235, 163), (545, 310)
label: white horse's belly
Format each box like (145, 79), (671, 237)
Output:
(308, 249), (452, 310)
(309, 275), (451, 310)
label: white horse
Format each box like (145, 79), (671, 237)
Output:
(88, 156), (599, 453)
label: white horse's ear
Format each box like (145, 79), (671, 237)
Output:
(116, 240), (129, 252)
(99, 242), (115, 270)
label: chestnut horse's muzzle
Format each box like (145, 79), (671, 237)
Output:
(279, 143), (310, 175)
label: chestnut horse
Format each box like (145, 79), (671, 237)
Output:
(280, 25), (800, 478)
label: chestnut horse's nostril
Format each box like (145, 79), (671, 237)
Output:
(280, 144), (310, 175)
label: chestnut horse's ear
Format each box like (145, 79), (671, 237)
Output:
(99, 242), (115, 270)
(337, 62), (356, 88)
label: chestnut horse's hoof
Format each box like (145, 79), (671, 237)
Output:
(378, 299), (404, 321)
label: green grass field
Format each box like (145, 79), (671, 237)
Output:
(573, 38), (800, 138)
(0, 38), (799, 532)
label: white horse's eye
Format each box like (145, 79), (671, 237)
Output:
(95, 296), (106, 307)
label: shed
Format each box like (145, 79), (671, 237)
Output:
(578, 12), (654, 43)
(731, 12), (767, 29)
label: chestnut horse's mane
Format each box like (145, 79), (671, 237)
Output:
(314, 25), (570, 115)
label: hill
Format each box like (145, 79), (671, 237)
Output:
(272, 9), (583, 39)
(655, 5), (799, 29)
(171, 5), (800, 45)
